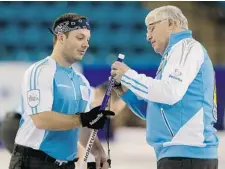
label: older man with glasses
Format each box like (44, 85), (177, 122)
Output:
(111, 5), (218, 169)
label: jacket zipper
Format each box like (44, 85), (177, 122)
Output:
(160, 108), (174, 137)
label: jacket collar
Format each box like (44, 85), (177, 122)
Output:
(163, 30), (192, 57)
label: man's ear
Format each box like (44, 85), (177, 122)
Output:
(168, 19), (175, 30)
(57, 33), (64, 43)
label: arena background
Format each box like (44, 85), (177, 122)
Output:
(0, 1), (225, 169)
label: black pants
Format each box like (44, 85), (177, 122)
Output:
(9, 146), (75, 169)
(0, 112), (21, 153)
(157, 157), (218, 169)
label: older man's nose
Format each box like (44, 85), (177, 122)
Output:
(146, 33), (152, 41)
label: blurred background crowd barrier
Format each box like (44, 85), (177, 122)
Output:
(0, 1), (225, 131)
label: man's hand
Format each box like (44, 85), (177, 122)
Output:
(80, 106), (115, 129)
(94, 151), (109, 169)
(111, 61), (130, 83)
(112, 84), (128, 96)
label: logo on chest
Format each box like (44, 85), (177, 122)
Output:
(168, 69), (183, 82)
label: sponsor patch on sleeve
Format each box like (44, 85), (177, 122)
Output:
(27, 89), (40, 108)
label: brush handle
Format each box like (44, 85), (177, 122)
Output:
(80, 54), (125, 169)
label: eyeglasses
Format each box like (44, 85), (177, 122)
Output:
(147, 19), (168, 33)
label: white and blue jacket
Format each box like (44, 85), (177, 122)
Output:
(15, 57), (91, 161)
(120, 30), (218, 161)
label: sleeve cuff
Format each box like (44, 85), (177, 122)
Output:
(120, 89), (137, 102)
(121, 69), (137, 85)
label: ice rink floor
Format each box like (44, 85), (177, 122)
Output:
(0, 127), (225, 169)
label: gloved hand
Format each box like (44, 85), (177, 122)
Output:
(80, 106), (115, 129)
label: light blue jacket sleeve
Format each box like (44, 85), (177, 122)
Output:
(120, 89), (147, 120)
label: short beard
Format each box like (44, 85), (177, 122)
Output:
(65, 55), (77, 65)
(61, 50), (76, 65)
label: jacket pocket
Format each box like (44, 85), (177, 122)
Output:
(160, 108), (174, 137)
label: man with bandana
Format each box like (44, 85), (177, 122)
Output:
(8, 13), (115, 169)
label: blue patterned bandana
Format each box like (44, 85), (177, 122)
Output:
(49, 18), (91, 35)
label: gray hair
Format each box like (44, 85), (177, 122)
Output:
(145, 6), (188, 30)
